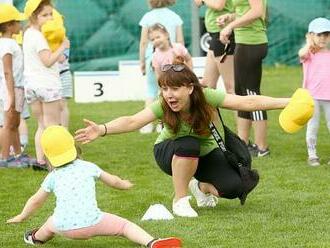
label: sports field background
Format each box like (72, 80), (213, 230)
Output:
(1, 66), (329, 247)
(12, 0), (330, 70)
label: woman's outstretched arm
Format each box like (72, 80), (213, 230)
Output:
(75, 107), (157, 144)
(221, 93), (290, 111)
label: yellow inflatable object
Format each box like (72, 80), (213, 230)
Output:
(42, 9), (66, 52)
(279, 88), (314, 133)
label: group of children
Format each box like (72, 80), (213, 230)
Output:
(0, 0), (72, 170)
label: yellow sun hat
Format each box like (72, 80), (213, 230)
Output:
(41, 125), (77, 168)
(279, 88), (314, 134)
(0, 3), (26, 24)
(24, 0), (42, 18)
(41, 8), (66, 52)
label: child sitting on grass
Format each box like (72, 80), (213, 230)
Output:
(7, 125), (182, 248)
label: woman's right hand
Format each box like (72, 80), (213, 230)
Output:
(75, 119), (103, 144)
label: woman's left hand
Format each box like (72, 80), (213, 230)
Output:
(75, 119), (103, 144)
(6, 214), (24, 224)
(220, 26), (232, 44)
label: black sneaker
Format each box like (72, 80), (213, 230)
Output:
(32, 163), (49, 172)
(257, 148), (270, 157)
(24, 229), (44, 245)
(247, 141), (258, 157)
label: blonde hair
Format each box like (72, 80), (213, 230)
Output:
(149, 0), (175, 8)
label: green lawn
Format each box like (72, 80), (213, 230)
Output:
(1, 66), (329, 247)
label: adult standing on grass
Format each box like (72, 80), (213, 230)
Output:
(218, 0), (269, 157)
(139, 0), (184, 133)
(75, 58), (292, 218)
(193, 0), (235, 93)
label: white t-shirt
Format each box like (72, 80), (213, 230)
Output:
(0, 38), (24, 88)
(23, 27), (61, 89)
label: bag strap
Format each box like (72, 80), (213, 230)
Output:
(209, 109), (241, 167)
(216, 108), (225, 128)
(209, 108), (227, 153)
(209, 121), (227, 153)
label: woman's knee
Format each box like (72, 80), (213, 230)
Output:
(173, 136), (200, 157)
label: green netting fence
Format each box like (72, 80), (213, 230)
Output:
(14, 0), (330, 71)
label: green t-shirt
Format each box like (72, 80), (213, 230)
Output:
(232, 0), (268, 44)
(150, 88), (226, 156)
(205, 0), (234, 33)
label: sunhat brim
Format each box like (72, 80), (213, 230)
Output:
(48, 146), (77, 167)
(279, 110), (302, 134)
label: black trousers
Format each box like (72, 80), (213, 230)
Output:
(153, 136), (243, 199)
(234, 43), (268, 120)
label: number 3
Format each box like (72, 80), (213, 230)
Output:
(94, 82), (104, 97)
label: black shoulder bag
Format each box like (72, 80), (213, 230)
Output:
(209, 109), (259, 205)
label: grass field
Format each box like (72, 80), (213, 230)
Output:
(1, 66), (329, 248)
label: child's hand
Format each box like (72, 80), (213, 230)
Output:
(6, 214), (25, 224)
(140, 61), (146, 75)
(121, 180), (134, 190)
(306, 33), (320, 54)
(61, 38), (70, 50)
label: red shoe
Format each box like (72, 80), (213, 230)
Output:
(148, 237), (182, 248)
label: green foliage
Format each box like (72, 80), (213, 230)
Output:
(1, 67), (330, 247)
